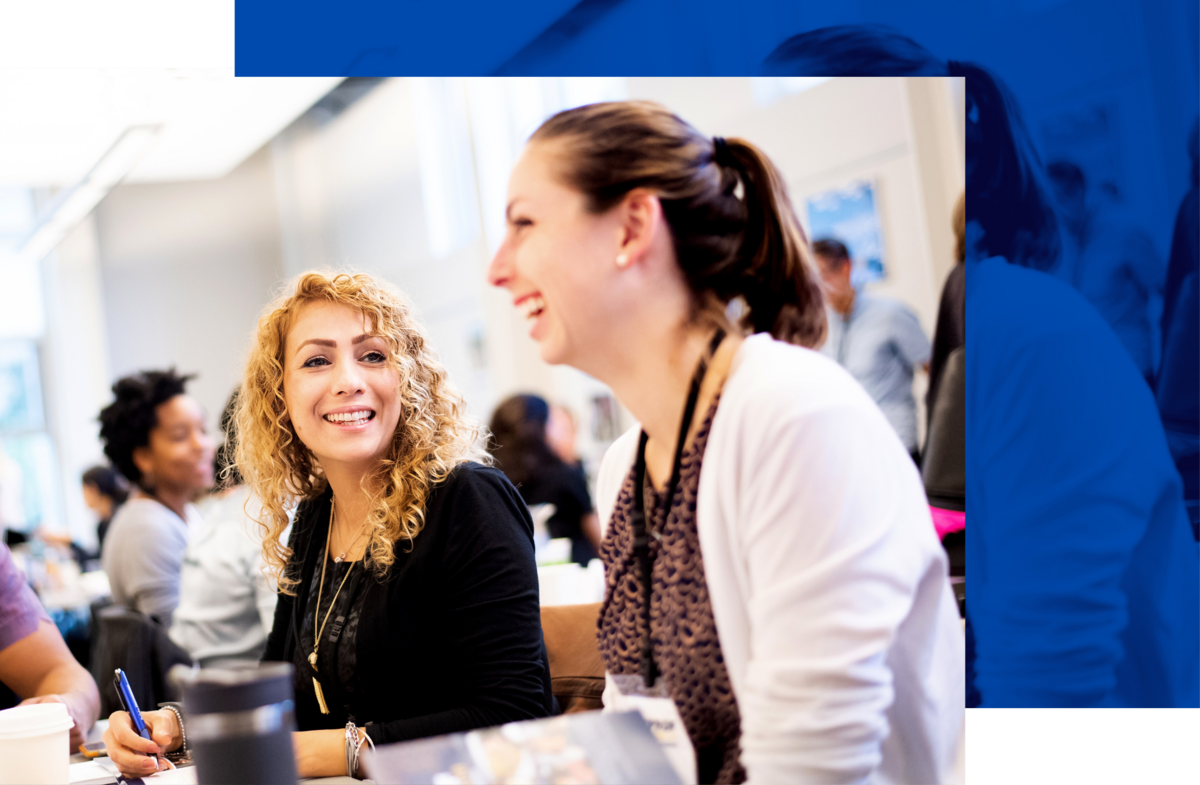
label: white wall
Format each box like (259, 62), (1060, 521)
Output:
(269, 78), (496, 426)
(39, 215), (114, 547)
(94, 145), (286, 431)
(628, 76), (962, 334)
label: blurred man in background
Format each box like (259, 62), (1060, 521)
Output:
(814, 238), (931, 463)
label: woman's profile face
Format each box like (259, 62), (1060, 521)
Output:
(487, 142), (627, 368)
(133, 395), (215, 494)
(81, 482), (107, 516)
(282, 300), (403, 476)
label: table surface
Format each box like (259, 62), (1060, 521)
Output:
(76, 721), (370, 784)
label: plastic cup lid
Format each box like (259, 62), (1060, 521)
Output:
(0, 703), (75, 739)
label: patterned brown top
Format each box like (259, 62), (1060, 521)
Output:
(598, 398), (745, 785)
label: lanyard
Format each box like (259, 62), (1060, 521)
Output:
(630, 329), (725, 687)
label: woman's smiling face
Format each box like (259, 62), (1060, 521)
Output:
(486, 141), (627, 368)
(282, 301), (403, 475)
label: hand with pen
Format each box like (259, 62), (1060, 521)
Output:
(103, 671), (180, 777)
(102, 707), (181, 777)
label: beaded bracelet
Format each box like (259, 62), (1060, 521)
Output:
(157, 702), (189, 764)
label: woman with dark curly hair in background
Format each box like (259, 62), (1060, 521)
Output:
(98, 370), (215, 627)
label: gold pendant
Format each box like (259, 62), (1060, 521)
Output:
(308, 651), (318, 670)
(313, 677), (329, 714)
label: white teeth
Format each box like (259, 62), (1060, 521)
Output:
(520, 295), (545, 320)
(324, 411), (373, 424)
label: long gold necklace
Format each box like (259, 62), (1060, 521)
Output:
(308, 497), (366, 715)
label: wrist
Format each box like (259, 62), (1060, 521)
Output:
(158, 708), (184, 752)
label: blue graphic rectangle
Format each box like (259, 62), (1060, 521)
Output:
(235, 0), (1200, 712)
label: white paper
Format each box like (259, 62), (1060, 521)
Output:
(68, 761), (117, 785)
(68, 758), (198, 785)
(146, 767), (198, 784)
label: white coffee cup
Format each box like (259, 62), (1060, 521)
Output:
(0, 702), (74, 785)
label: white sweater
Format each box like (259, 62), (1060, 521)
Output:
(169, 486), (281, 666)
(596, 334), (964, 785)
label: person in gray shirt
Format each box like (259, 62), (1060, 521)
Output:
(169, 389), (287, 666)
(814, 239), (931, 460)
(99, 370), (215, 626)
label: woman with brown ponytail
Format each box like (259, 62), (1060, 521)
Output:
(488, 101), (964, 785)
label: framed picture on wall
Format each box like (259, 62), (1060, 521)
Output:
(805, 180), (887, 286)
(0, 341), (44, 433)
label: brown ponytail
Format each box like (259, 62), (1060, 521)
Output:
(530, 101), (826, 348)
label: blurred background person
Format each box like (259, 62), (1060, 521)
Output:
(1046, 160), (1164, 388)
(15, 465), (130, 571)
(0, 541), (100, 751)
(765, 21), (1199, 711)
(926, 193), (966, 430)
(26, 465), (130, 569)
(490, 394), (600, 566)
(922, 193), (967, 578)
(955, 57), (1197, 707)
(813, 237), (931, 464)
(546, 402), (582, 468)
(1156, 118), (1199, 538)
(98, 369), (215, 627)
(81, 465), (129, 556)
(168, 388), (284, 666)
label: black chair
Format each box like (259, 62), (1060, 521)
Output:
(90, 606), (193, 717)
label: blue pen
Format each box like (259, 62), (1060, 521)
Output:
(113, 669), (158, 767)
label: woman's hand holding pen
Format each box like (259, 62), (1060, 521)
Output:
(103, 709), (180, 777)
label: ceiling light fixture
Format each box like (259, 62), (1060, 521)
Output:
(16, 124), (161, 266)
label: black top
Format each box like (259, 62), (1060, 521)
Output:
(263, 462), (554, 745)
(97, 518), (112, 552)
(294, 557), (371, 719)
(515, 460), (596, 565)
(925, 263), (966, 426)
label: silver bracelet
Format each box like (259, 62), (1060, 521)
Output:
(344, 721), (358, 778)
(157, 702), (187, 759)
(352, 728), (375, 779)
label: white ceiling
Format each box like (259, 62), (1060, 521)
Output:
(0, 69), (342, 187)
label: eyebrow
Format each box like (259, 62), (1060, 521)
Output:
(295, 334), (377, 353)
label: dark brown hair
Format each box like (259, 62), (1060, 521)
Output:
(812, 238), (851, 269)
(530, 101), (826, 348)
(488, 394), (558, 488)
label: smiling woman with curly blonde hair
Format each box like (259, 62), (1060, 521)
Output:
(101, 271), (553, 780)
(237, 271), (485, 591)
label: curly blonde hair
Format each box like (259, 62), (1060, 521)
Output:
(235, 271), (485, 593)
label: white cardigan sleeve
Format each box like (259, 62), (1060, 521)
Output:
(711, 391), (939, 784)
(595, 426), (641, 535)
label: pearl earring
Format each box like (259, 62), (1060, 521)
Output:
(615, 253), (629, 268)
